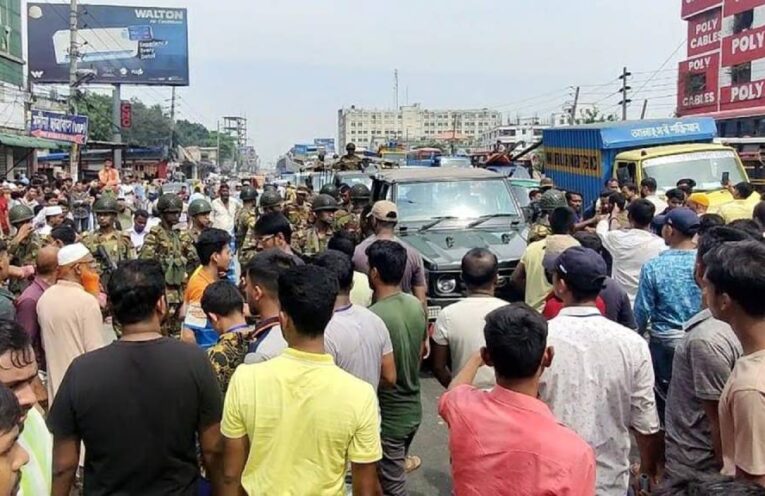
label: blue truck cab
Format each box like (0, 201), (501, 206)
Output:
(542, 118), (749, 207)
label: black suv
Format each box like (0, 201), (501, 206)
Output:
(370, 168), (526, 320)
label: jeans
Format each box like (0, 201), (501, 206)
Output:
(74, 216), (90, 233)
(378, 430), (418, 496)
(649, 335), (682, 426)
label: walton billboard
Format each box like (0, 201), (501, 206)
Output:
(27, 3), (189, 85)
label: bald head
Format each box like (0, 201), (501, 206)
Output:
(461, 248), (498, 290)
(36, 245), (59, 276)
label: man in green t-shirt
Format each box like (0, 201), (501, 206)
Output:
(367, 240), (428, 496)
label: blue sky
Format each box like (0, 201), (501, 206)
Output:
(99, 0), (686, 164)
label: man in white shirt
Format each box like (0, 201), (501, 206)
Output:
(432, 248), (507, 390)
(641, 177), (668, 214)
(315, 250), (396, 390)
(596, 199), (667, 304)
(210, 183), (240, 235)
(539, 246), (662, 495)
(126, 209), (150, 251)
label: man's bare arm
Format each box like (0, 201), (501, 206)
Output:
(51, 436), (80, 496)
(221, 435), (249, 496)
(351, 462), (382, 496)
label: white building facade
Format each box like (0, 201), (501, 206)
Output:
(338, 104), (502, 150)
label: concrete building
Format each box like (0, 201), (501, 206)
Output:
(337, 104), (502, 150)
(479, 124), (547, 151)
(678, 0), (765, 131)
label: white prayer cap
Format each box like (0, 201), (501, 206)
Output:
(45, 206), (63, 217)
(57, 243), (90, 266)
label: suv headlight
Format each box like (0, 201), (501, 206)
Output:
(436, 275), (458, 295)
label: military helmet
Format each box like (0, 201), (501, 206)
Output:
(188, 199), (212, 217)
(156, 193), (183, 213)
(240, 186), (259, 202)
(262, 184), (278, 193)
(539, 189), (568, 212)
(349, 183), (371, 201)
(319, 183), (339, 199)
(8, 204), (34, 225)
(312, 194), (339, 212)
(259, 190), (283, 209)
(93, 196), (119, 214)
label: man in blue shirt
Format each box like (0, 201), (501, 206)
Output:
(635, 208), (702, 423)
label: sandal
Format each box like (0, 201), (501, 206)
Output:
(404, 455), (422, 473)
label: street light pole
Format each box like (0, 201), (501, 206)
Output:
(68, 0), (79, 178)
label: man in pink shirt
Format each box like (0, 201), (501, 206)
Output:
(438, 303), (595, 496)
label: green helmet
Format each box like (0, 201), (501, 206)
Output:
(319, 183), (339, 199)
(156, 193), (183, 213)
(349, 183), (371, 201)
(312, 194), (339, 212)
(93, 196), (119, 214)
(539, 189), (568, 212)
(263, 184), (278, 193)
(8, 204), (33, 225)
(240, 186), (258, 202)
(188, 199), (212, 217)
(259, 190), (283, 209)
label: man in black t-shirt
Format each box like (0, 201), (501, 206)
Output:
(47, 259), (224, 496)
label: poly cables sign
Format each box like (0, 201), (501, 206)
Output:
(677, 53), (720, 115)
(687, 8), (722, 57)
(27, 4), (189, 86)
(30, 110), (89, 144)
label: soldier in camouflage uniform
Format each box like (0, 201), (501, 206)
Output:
(82, 196), (136, 289)
(299, 194), (338, 257)
(334, 142), (363, 171)
(528, 189), (569, 244)
(285, 186), (312, 251)
(186, 198), (213, 244)
(139, 193), (198, 336)
(259, 189), (284, 216)
(319, 183), (340, 202)
(334, 183), (371, 243)
(7, 205), (43, 294)
(236, 187), (259, 267)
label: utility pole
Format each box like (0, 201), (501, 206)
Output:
(618, 67), (632, 121)
(68, 0), (79, 178)
(216, 120), (221, 169)
(641, 99), (648, 119)
(570, 86), (580, 125)
(169, 87), (176, 150)
(393, 69), (399, 141)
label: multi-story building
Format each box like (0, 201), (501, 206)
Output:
(337, 104), (502, 150)
(677, 0), (765, 136)
(479, 124), (547, 151)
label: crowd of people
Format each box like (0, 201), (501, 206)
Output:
(0, 157), (763, 495)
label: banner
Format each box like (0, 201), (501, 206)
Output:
(721, 79), (765, 109)
(27, 3), (189, 85)
(30, 110), (89, 144)
(314, 138), (336, 154)
(687, 8), (722, 57)
(722, 24), (765, 66)
(677, 53), (720, 115)
(682, 0), (723, 19)
(724, 0), (762, 16)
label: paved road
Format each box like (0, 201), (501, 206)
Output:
(406, 372), (452, 495)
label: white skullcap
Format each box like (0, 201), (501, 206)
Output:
(45, 206), (63, 217)
(57, 243), (90, 266)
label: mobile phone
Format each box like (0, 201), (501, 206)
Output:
(722, 171), (730, 185)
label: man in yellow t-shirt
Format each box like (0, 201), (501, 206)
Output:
(221, 265), (382, 495)
(718, 182), (759, 224)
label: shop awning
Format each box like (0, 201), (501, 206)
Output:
(0, 132), (71, 150)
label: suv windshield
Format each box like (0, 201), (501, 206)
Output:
(642, 150), (745, 192)
(396, 179), (519, 224)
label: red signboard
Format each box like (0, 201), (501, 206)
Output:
(120, 101), (132, 129)
(677, 53), (721, 115)
(722, 24), (765, 66)
(682, 0), (723, 19)
(688, 8), (722, 56)
(721, 79), (765, 109)
(723, 0), (765, 17)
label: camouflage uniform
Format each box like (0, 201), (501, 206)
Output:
(238, 214), (260, 268)
(139, 194), (198, 336)
(333, 209), (362, 241)
(527, 217), (552, 244)
(285, 202), (312, 252)
(300, 226), (334, 257)
(235, 206), (257, 246)
(334, 154), (363, 171)
(207, 327), (256, 392)
(8, 234), (42, 294)
(82, 230), (136, 287)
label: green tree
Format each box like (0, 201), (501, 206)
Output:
(77, 92), (114, 142)
(175, 119), (209, 146)
(579, 106), (618, 124)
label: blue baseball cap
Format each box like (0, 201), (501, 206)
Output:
(656, 207), (700, 236)
(554, 246), (607, 292)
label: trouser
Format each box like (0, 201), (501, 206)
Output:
(378, 429), (418, 496)
(74, 216), (90, 233)
(649, 335), (682, 426)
